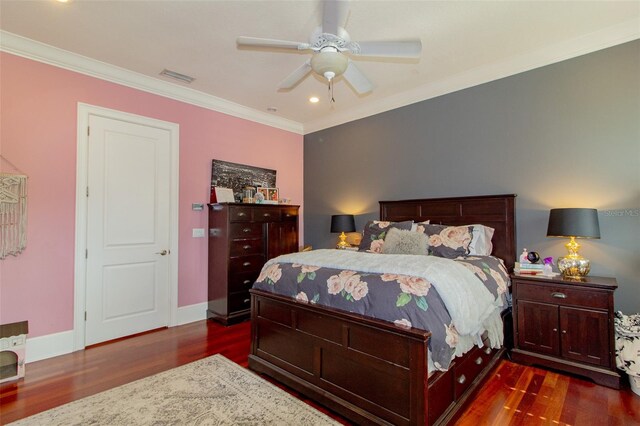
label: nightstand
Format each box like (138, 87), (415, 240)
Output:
(511, 273), (620, 389)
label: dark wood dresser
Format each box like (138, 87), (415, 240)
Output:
(207, 203), (299, 325)
(511, 273), (620, 388)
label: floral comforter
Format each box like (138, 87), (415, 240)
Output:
(252, 250), (509, 370)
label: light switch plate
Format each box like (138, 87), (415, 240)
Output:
(192, 228), (205, 238)
(192, 203), (205, 211)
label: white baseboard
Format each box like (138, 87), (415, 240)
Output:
(26, 330), (75, 363)
(176, 302), (208, 325)
(24, 303), (208, 364)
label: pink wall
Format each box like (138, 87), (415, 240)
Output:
(0, 52), (304, 338)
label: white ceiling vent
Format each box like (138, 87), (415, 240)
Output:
(159, 69), (195, 84)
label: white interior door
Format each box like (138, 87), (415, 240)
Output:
(85, 114), (172, 346)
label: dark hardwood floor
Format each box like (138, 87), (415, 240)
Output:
(1, 320), (638, 425)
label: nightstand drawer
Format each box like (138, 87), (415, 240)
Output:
(515, 281), (609, 310)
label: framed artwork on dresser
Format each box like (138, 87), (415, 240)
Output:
(210, 159), (276, 203)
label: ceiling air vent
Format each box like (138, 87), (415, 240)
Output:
(160, 69), (195, 84)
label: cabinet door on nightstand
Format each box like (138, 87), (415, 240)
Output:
(517, 300), (559, 356)
(559, 307), (610, 367)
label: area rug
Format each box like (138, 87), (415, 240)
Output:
(9, 354), (341, 425)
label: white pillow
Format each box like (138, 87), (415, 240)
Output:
(468, 225), (494, 256)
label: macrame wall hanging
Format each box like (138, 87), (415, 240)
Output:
(0, 172), (28, 259)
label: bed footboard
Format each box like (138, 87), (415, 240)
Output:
(249, 289), (430, 425)
(249, 289), (504, 425)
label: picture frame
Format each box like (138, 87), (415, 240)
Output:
(210, 159), (276, 203)
(212, 187), (235, 203)
(268, 188), (279, 203)
(257, 187), (269, 200)
(257, 187), (279, 204)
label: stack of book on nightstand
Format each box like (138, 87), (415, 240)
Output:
(514, 262), (545, 275)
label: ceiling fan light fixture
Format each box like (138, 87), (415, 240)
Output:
(310, 50), (348, 82)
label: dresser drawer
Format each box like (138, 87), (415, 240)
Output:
(229, 271), (259, 292)
(229, 291), (251, 313)
(254, 207), (281, 222)
(230, 255), (265, 274)
(281, 207), (298, 221)
(230, 238), (263, 256)
(229, 206), (253, 222)
(515, 281), (609, 310)
(230, 223), (263, 238)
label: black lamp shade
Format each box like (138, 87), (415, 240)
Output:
(331, 214), (356, 233)
(547, 208), (600, 239)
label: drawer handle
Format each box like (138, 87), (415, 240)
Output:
(243, 262), (251, 267)
(484, 347), (491, 355)
(561, 330), (567, 334)
(243, 298), (250, 304)
(263, 213), (270, 217)
(457, 374), (466, 384)
(551, 292), (567, 299)
(475, 356), (483, 365)
(285, 214), (291, 217)
(243, 280), (251, 285)
(243, 245), (251, 250)
(243, 228), (251, 233)
(238, 212), (246, 217)
(553, 328), (558, 332)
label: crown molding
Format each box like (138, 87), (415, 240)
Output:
(2, 17), (638, 137)
(303, 18), (640, 134)
(0, 31), (304, 135)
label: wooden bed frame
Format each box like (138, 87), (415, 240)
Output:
(249, 194), (516, 425)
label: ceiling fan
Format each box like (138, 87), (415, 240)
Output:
(236, 0), (422, 96)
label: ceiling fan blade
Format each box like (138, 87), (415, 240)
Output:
(322, 0), (349, 35)
(350, 40), (422, 58)
(343, 62), (373, 94)
(237, 36), (310, 50)
(278, 60), (313, 89)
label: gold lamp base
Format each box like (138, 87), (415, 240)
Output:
(558, 236), (591, 279)
(336, 232), (350, 249)
(558, 257), (591, 279)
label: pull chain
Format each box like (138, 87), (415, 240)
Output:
(328, 80), (335, 103)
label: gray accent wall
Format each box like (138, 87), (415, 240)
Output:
(304, 40), (640, 313)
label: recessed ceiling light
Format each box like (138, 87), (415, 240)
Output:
(309, 97), (320, 104)
(56, 0), (71, 3)
(267, 107), (278, 112)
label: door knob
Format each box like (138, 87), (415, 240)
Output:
(156, 250), (168, 256)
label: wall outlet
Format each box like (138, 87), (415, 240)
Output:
(192, 228), (205, 238)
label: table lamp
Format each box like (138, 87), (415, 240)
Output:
(546, 208), (600, 278)
(331, 214), (356, 249)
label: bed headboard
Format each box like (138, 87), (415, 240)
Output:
(379, 194), (517, 271)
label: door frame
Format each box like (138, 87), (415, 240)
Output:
(73, 103), (180, 351)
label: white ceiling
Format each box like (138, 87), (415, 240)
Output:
(1, 1), (639, 134)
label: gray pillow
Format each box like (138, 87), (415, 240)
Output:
(381, 228), (428, 255)
(358, 220), (413, 253)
